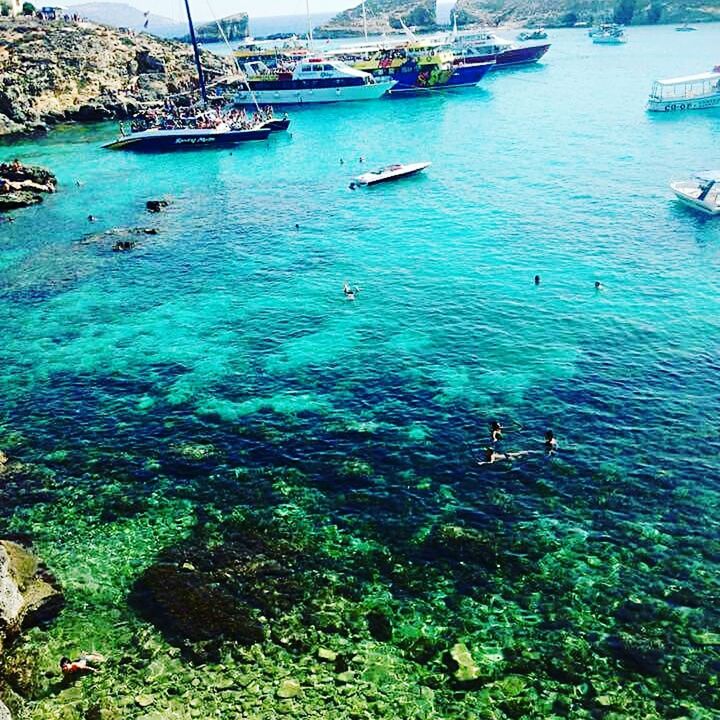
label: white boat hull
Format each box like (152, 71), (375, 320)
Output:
(234, 81), (394, 105)
(593, 36), (627, 44)
(647, 94), (720, 112)
(355, 161), (431, 186)
(671, 183), (720, 215)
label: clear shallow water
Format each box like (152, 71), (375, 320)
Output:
(1, 25), (720, 720)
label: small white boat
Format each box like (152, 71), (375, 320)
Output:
(676, 23), (697, 32)
(518, 29), (547, 41)
(353, 162), (431, 186)
(647, 71), (720, 112)
(670, 172), (720, 215)
(592, 27), (627, 44)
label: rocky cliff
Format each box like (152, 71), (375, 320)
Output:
(452, 0), (720, 27)
(0, 17), (229, 138)
(315, 0), (437, 38)
(182, 13), (250, 43)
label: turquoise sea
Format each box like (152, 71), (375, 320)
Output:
(1, 24), (720, 720)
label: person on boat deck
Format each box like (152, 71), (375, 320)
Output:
(490, 420), (503, 443)
(545, 430), (558, 454)
(60, 653), (105, 675)
(478, 447), (529, 465)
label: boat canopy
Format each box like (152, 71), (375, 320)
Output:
(694, 170), (720, 183)
(655, 72), (720, 86)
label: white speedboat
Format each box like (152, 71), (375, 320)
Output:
(676, 23), (697, 32)
(592, 27), (627, 44)
(670, 172), (720, 215)
(353, 162), (431, 186)
(647, 71), (720, 112)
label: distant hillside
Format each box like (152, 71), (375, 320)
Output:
(179, 13), (250, 42)
(316, 0), (437, 38)
(68, 3), (185, 37)
(452, 0), (720, 27)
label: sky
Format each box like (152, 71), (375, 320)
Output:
(133, 0), (352, 20)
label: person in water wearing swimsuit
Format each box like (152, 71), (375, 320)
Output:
(545, 430), (558, 454)
(490, 420), (503, 443)
(478, 447), (529, 465)
(60, 653), (105, 675)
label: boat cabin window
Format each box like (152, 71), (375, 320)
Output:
(312, 64), (324, 71)
(301, 64), (312, 72)
(324, 64), (334, 71)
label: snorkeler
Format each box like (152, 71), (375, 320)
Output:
(60, 653), (105, 675)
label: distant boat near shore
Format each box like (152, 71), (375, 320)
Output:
(676, 23), (697, 32)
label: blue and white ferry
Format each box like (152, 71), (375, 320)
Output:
(234, 58), (395, 105)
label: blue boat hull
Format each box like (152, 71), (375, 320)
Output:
(372, 60), (493, 94)
(456, 43), (550, 69)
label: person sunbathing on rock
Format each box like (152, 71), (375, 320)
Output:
(60, 653), (105, 675)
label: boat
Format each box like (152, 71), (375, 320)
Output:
(233, 58), (395, 105)
(343, 42), (495, 94)
(647, 71), (720, 112)
(444, 29), (550, 69)
(670, 172), (720, 215)
(352, 162), (431, 186)
(676, 23), (697, 32)
(518, 29), (548, 41)
(590, 24), (627, 43)
(104, 0), (277, 151)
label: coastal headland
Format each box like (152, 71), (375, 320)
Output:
(0, 16), (229, 139)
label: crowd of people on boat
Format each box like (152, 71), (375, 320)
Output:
(123, 101), (278, 135)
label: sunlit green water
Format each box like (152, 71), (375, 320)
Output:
(1, 25), (720, 720)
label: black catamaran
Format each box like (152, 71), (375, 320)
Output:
(104, 0), (282, 150)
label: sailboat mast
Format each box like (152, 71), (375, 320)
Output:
(362, 0), (368, 41)
(305, 0), (314, 46)
(183, 0), (208, 105)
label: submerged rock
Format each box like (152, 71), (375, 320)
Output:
(447, 643), (480, 684)
(277, 678), (301, 698)
(0, 700), (10, 720)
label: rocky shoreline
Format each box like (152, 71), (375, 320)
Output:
(0, 16), (230, 139)
(0, 161), (57, 214)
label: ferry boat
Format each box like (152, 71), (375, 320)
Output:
(353, 161), (431, 186)
(670, 172), (720, 215)
(647, 71), (720, 112)
(444, 30), (550, 69)
(344, 42), (494, 94)
(233, 58), (395, 105)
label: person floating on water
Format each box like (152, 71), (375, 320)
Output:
(60, 653), (105, 675)
(87, 215), (96, 222)
(534, 274), (541, 285)
(478, 447), (529, 466)
(545, 430), (558, 455)
(594, 280), (604, 291)
(490, 420), (503, 443)
(343, 281), (360, 301)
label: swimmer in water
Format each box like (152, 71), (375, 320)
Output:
(60, 653), (105, 675)
(545, 430), (558, 454)
(87, 215), (96, 222)
(534, 274), (541, 285)
(594, 280), (604, 291)
(477, 447), (529, 466)
(490, 420), (503, 443)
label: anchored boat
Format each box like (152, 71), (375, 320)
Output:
(444, 29), (550, 69)
(344, 42), (494, 94)
(647, 71), (720, 112)
(671, 172), (720, 215)
(233, 58), (395, 105)
(352, 162), (431, 187)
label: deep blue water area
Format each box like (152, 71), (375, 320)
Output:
(1, 24), (720, 720)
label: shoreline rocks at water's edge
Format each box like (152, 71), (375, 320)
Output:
(0, 16), (230, 140)
(0, 521), (65, 719)
(0, 161), (57, 213)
